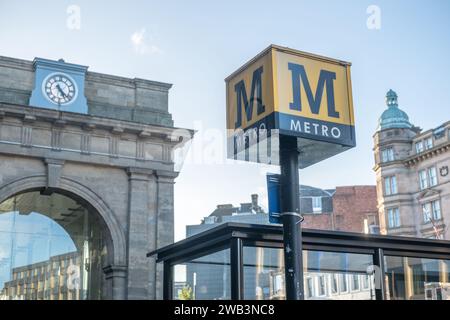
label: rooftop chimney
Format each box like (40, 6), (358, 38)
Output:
(251, 194), (258, 210)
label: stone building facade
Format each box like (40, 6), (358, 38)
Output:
(374, 90), (450, 239)
(0, 56), (192, 299)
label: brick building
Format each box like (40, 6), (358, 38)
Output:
(301, 186), (379, 233)
(187, 185), (379, 237)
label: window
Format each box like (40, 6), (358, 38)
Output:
(331, 274), (338, 294)
(428, 167), (438, 186)
(422, 203), (431, 223)
(415, 141), (424, 153)
(433, 126), (446, 139)
(419, 170), (428, 190)
(362, 275), (369, 290)
(339, 274), (348, 293)
(318, 275), (326, 296)
(391, 176), (398, 194)
(384, 177), (391, 195)
(387, 208), (400, 228)
(425, 137), (433, 150)
(432, 200), (442, 220)
(312, 197), (322, 213)
(305, 277), (313, 298)
(419, 167), (438, 189)
(272, 274), (284, 296)
(384, 176), (397, 195)
(381, 148), (394, 162)
(351, 274), (360, 291)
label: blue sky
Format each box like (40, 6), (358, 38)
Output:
(1, 0), (449, 240)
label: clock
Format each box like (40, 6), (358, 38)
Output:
(42, 72), (78, 105)
(30, 58), (88, 113)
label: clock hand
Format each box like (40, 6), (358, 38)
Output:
(56, 84), (68, 98)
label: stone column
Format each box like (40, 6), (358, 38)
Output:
(103, 265), (128, 300)
(147, 172), (158, 299)
(126, 167), (154, 299)
(155, 170), (178, 300)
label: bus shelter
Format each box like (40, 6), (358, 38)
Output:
(148, 223), (450, 300)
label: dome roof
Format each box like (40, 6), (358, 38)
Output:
(378, 89), (412, 130)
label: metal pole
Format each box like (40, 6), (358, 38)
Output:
(230, 237), (244, 300)
(163, 261), (173, 300)
(373, 248), (386, 300)
(279, 135), (304, 300)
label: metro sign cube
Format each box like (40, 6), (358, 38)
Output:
(226, 45), (356, 169)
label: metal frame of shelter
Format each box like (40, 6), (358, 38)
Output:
(147, 222), (450, 300)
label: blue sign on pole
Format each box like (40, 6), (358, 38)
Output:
(267, 173), (282, 224)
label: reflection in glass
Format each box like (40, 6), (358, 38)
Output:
(243, 246), (285, 300)
(173, 249), (230, 300)
(305, 277), (313, 298)
(304, 251), (374, 300)
(331, 274), (338, 294)
(242, 247), (375, 300)
(339, 274), (348, 293)
(384, 256), (450, 300)
(0, 191), (107, 300)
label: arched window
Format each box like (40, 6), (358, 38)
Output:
(0, 191), (107, 300)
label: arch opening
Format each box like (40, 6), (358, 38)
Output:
(0, 190), (109, 300)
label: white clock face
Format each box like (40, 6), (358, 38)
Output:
(42, 73), (77, 105)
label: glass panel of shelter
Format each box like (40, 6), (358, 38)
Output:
(242, 245), (376, 300)
(169, 243), (377, 300)
(384, 255), (450, 300)
(172, 248), (231, 300)
(167, 239), (450, 301)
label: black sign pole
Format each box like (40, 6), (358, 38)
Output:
(279, 135), (304, 300)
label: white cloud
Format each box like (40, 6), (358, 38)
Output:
(130, 28), (163, 55)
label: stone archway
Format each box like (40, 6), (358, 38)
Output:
(0, 175), (127, 299)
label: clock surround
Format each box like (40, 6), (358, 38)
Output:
(42, 72), (78, 106)
(29, 57), (88, 114)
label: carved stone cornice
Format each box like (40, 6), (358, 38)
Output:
(156, 169), (179, 183)
(0, 103), (193, 172)
(126, 167), (155, 181)
(416, 188), (441, 201)
(0, 102), (194, 142)
(53, 119), (66, 128)
(23, 114), (36, 123)
(404, 141), (450, 167)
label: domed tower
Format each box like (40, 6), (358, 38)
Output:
(378, 90), (413, 131)
(373, 90), (419, 236)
